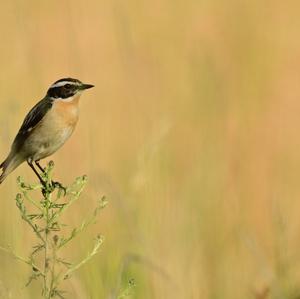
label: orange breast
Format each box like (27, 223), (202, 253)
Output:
(51, 95), (80, 126)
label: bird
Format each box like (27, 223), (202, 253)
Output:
(0, 77), (94, 186)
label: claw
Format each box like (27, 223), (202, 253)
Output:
(39, 180), (66, 197)
(51, 181), (67, 196)
(42, 187), (47, 197)
(41, 182), (47, 197)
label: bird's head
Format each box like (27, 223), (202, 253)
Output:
(47, 78), (94, 101)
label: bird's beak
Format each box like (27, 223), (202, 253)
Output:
(80, 83), (94, 90)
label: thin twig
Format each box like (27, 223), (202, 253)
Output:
(0, 245), (45, 277)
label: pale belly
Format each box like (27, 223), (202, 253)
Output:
(23, 125), (75, 161)
(22, 101), (79, 161)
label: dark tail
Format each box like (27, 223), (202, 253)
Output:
(0, 160), (6, 184)
(0, 154), (23, 184)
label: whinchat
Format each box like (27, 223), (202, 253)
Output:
(0, 77), (94, 185)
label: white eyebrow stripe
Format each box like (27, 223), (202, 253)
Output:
(50, 81), (79, 88)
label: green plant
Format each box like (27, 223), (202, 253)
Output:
(117, 279), (136, 299)
(0, 161), (107, 299)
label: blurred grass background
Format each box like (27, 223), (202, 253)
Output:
(0, 0), (300, 298)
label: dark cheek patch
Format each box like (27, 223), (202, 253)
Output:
(47, 86), (76, 99)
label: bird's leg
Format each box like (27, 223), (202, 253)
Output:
(36, 160), (66, 194)
(29, 160), (66, 195)
(35, 160), (45, 173)
(27, 160), (45, 187)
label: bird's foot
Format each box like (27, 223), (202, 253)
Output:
(41, 186), (47, 197)
(51, 180), (67, 196)
(40, 180), (66, 197)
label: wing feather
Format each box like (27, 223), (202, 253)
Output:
(12, 98), (53, 151)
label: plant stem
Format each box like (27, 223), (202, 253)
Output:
(43, 192), (52, 298)
(1, 162), (105, 298)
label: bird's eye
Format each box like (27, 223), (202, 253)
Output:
(64, 84), (71, 89)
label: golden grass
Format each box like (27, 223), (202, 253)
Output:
(1, 0), (300, 298)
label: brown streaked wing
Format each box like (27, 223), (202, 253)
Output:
(12, 98), (53, 151)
